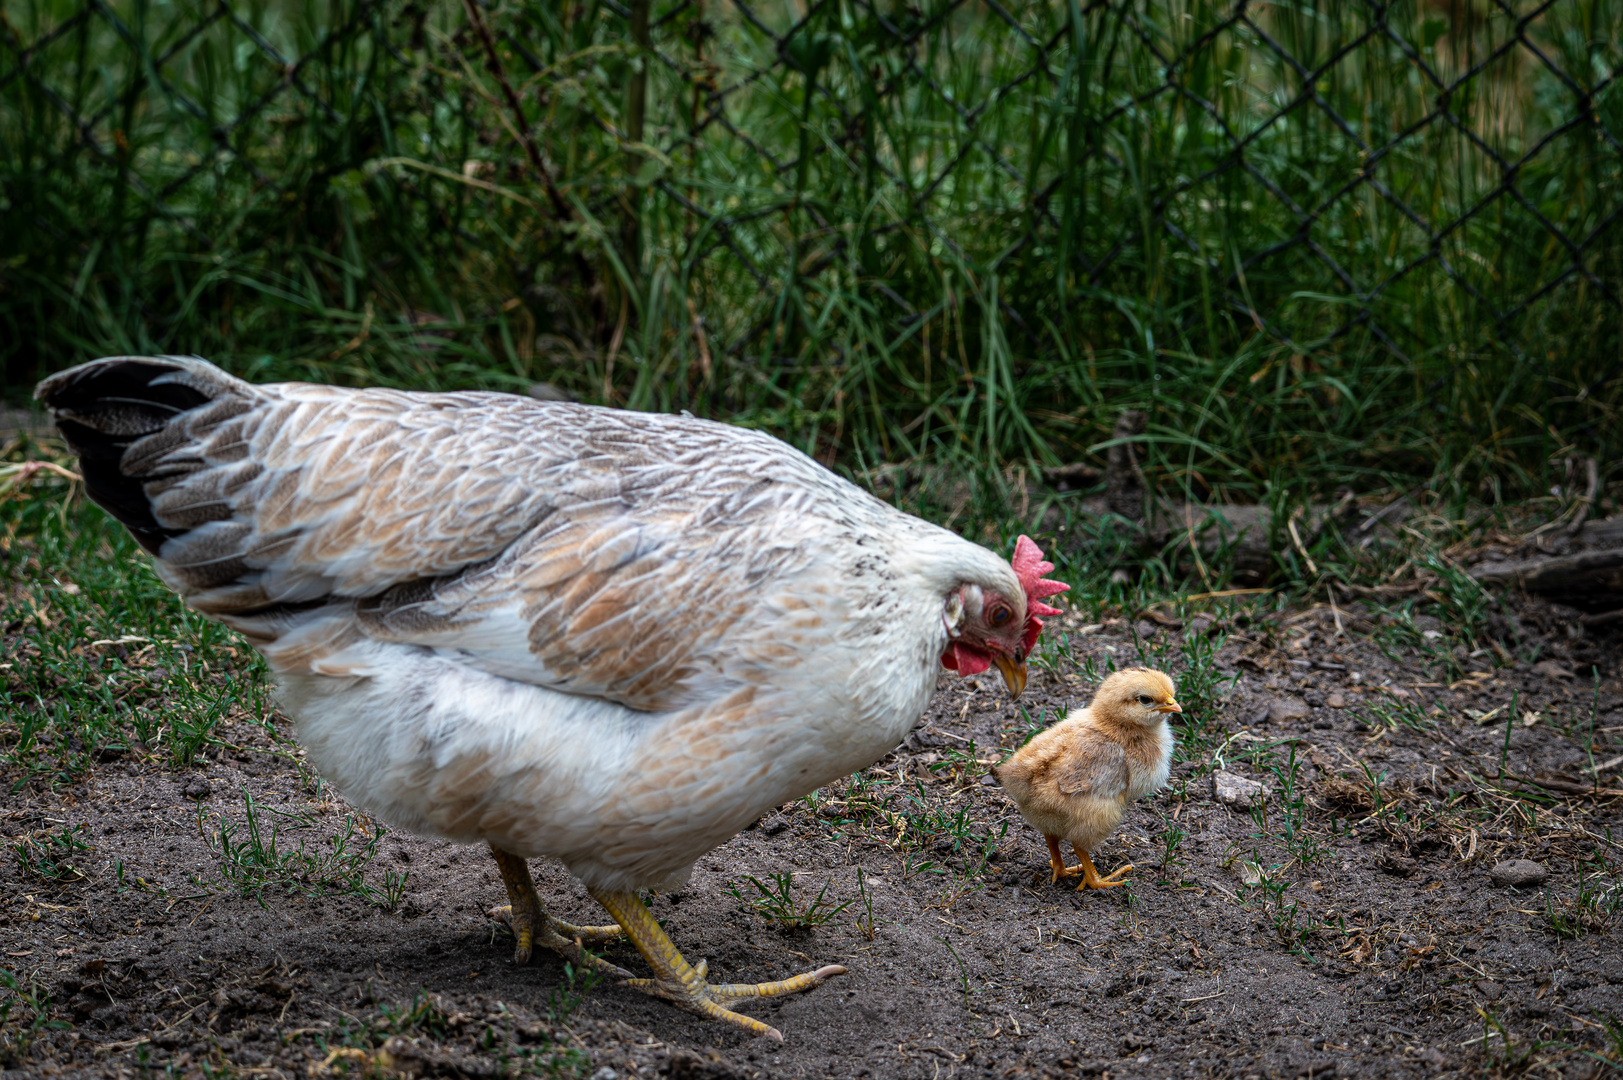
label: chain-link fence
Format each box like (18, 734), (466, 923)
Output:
(3, 0), (1620, 479)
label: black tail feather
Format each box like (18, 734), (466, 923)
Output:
(35, 356), (224, 554)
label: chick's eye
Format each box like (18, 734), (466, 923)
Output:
(988, 605), (1012, 628)
(1137, 694), (1153, 706)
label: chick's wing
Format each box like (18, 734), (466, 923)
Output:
(1052, 726), (1131, 801)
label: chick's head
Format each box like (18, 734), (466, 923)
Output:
(1093, 667), (1181, 727)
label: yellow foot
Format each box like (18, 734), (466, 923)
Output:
(1072, 846), (1133, 891)
(1045, 835), (1083, 884)
(592, 888), (845, 1041)
(488, 847), (631, 978)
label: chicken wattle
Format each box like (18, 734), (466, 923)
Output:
(36, 354), (1069, 1039)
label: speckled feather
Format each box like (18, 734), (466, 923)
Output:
(39, 355), (1029, 891)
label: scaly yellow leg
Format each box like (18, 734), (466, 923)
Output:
(590, 887), (845, 1041)
(1045, 835), (1083, 884)
(1071, 845), (1133, 891)
(488, 847), (630, 977)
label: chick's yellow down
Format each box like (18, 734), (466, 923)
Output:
(993, 668), (1179, 890)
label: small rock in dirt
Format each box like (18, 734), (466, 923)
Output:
(181, 778), (211, 800)
(1489, 859), (1549, 887)
(1532, 659), (1574, 680)
(759, 815), (790, 835)
(1213, 770), (1267, 809)
(1474, 979), (1503, 1001)
(527, 382), (575, 403)
(1327, 691), (1349, 708)
(1120, 1033), (1153, 1052)
(1379, 853), (1418, 878)
(1267, 698), (1312, 723)
(1303, 689), (1326, 707)
(979, 773), (999, 786)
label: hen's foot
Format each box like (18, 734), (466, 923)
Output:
(591, 888), (845, 1041)
(488, 846), (631, 977)
(1044, 835), (1083, 884)
(1071, 846), (1133, 891)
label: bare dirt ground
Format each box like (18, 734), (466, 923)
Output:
(4, 585), (1622, 1080)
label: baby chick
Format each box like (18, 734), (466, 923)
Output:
(993, 668), (1180, 890)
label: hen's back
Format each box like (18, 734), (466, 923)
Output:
(37, 356), (911, 709)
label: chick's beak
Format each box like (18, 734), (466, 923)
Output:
(991, 654), (1028, 699)
(1155, 699), (1183, 714)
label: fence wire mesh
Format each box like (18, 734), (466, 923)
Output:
(3, 0), (1620, 476)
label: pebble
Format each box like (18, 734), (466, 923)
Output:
(1532, 660), (1574, 680)
(181, 778), (211, 800)
(1327, 691), (1349, 708)
(1267, 698), (1312, 723)
(1474, 979), (1503, 1001)
(1212, 769), (1267, 809)
(1489, 859), (1549, 887)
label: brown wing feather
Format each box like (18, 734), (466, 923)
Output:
(40, 357), (909, 712)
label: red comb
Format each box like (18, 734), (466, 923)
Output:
(1012, 535), (1068, 616)
(1012, 535), (1069, 654)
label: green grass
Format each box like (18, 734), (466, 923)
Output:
(3, 0), (1620, 507)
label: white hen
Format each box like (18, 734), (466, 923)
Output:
(37, 355), (1068, 1038)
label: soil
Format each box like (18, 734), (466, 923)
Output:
(4, 594), (1622, 1080)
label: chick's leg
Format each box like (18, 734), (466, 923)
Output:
(1045, 835), (1082, 884)
(488, 847), (630, 976)
(590, 887), (845, 1041)
(1070, 844), (1133, 890)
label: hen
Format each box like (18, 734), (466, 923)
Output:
(993, 668), (1178, 890)
(36, 355), (1068, 1039)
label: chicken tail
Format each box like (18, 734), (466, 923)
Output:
(34, 355), (259, 556)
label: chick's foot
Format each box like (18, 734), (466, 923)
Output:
(489, 846), (631, 977)
(1072, 846), (1133, 890)
(591, 887), (845, 1040)
(1044, 835), (1083, 884)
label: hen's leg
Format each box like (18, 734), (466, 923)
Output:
(1070, 844), (1133, 890)
(591, 888), (845, 1041)
(1045, 835), (1083, 884)
(488, 847), (630, 976)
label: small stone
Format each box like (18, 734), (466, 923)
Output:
(1327, 691), (1348, 708)
(1380, 854), (1418, 878)
(527, 382), (575, 403)
(1532, 660), (1574, 680)
(979, 773), (999, 787)
(1474, 979), (1503, 1001)
(181, 778), (211, 800)
(1267, 698), (1312, 723)
(760, 815), (790, 835)
(1303, 690), (1326, 708)
(1213, 770), (1267, 809)
(1489, 859), (1549, 887)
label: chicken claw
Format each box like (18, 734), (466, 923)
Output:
(1044, 835), (1084, 883)
(1071, 845), (1133, 890)
(590, 888), (846, 1041)
(489, 846), (632, 978)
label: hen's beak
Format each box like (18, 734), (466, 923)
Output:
(991, 654), (1028, 699)
(1154, 700), (1183, 714)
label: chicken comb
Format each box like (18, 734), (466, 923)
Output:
(1012, 535), (1068, 655)
(1012, 535), (1068, 617)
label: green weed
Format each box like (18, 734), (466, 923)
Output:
(202, 789), (388, 907)
(13, 824), (90, 885)
(726, 871), (852, 929)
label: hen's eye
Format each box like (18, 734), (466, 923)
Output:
(988, 605), (1012, 628)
